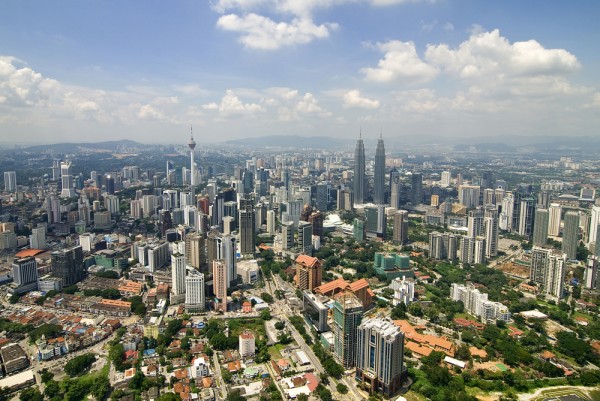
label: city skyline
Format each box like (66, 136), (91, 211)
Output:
(1, 1), (599, 144)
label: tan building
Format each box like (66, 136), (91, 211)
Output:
(295, 255), (322, 291)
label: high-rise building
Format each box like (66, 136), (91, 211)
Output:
(51, 245), (85, 287)
(298, 221), (313, 254)
(584, 256), (598, 290)
(3, 171), (16, 192)
(517, 197), (536, 239)
(459, 185), (480, 209)
(353, 218), (365, 242)
(207, 232), (236, 287)
(532, 208), (549, 246)
(562, 211), (579, 260)
(60, 162), (76, 198)
(171, 253), (186, 303)
(588, 206), (600, 246)
(213, 259), (227, 312)
(390, 276), (415, 306)
(355, 318), (405, 397)
(392, 210), (408, 245)
(12, 256), (38, 293)
(467, 208), (484, 238)
(295, 255), (322, 291)
(238, 196), (256, 255)
(411, 173), (423, 205)
(337, 189), (354, 211)
(315, 182), (328, 211)
(353, 135), (366, 205)
(548, 203), (562, 237)
(530, 247), (567, 299)
(374, 136), (386, 205)
(390, 178), (401, 209)
(29, 227), (46, 250)
(333, 292), (363, 368)
(441, 171), (451, 187)
(484, 208), (499, 258)
(281, 221), (295, 250)
(429, 232), (458, 262)
(185, 233), (206, 271)
(185, 269), (205, 313)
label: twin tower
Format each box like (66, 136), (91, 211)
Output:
(353, 134), (386, 205)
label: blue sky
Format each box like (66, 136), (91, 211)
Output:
(0, 0), (599, 144)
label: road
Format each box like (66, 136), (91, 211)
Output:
(212, 352), (228, 401)
(264, 275), (363, 401)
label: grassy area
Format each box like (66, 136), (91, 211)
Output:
(267, 346), (282, 360)
(589, 389), (600, 401)
(404, 390), (428, 401)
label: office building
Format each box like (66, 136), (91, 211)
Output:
(281, 221), (295, 250)
(333, 292), (363, 368)
(185, 233), (206, 271)
(441, 171), (451, 187)
(337, 189), (354, 211)
(266, 210), (276, 235)
(392, 210), (409, 245)
(185, 269), (205, 313)
(12, 256), (38, 293)
(532, 208), (549, 246)
(562, 211), (579, 260)
(467, 208), (484, 238)
(315, 182), (328, 211)
(374, 136), (385, 205)
(303, 291), (329, 332)
(298, 221), (313, 254)
(238, 196), (256, 255)
(51, 246), (85, 287)
(484, 209), (499, 258)
(517, 197), (536, 239)
(29, 227), (46, 250)
(171, 254), (186, 303)
(353, 135), (366, 205)
(213, 259), (227, 312)
(3, 171), (16, 192)
(584, 257), (598, 290)
(207, 232), (236, 287)
(588, 206), (600, 246)
(60, 162), (76, 198)
(353, 218), (365, 242)
(411, 173), (423, 205)
(355, 318), (405, 397)
(295, 255), (322, 291)
(390, 178), (401, 209)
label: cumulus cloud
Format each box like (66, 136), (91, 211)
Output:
(217, 13), (336, 50)
(0, 56), (57, 107)
(343, 90), (380, 109)
(202, 89), (264, 118)
(425, 29), (580, 79)
(361, 40), (439, 83)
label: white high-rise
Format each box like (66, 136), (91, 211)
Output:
(266, 210), (276, 235)
(60, 162), (76, 198)
(3, 171), (16, 192)
(588, 206), (600, 246)
(171, 254), (186, 303)
(185, 269), (205, 313)
(548, 203), (562, 237)
(440, 171), (451, 187)
(30, 227), (46, 250)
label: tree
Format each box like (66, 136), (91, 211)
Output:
(9, 294), (20, 304)
(20, 388), (43, 401)
(91, 375), (111, 400)
(40, 368), (54, 383)
(275, 321), (285, 331)
(44, 380), (61, 399)
(227, 389), (245, 401)
(336, 383), (348, 394)
(64, 353), (96, 377)
(156, 393), (182, 401)
(260, 309), (272, 321)
(260, 292), (274, 304)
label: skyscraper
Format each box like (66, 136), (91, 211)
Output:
(411, 173), (423, 205)
(298, 221), (313, 254)
(238, 195), (256, 255)
(393, 210), (408, 245)
(3, 171), (16, 192)
(213, 259), (227, 312)
(171, 253), (186, 304)
(532, 208), (549, 246)
(333, 292), (363, 368)
(51, 245), (85, 287)
(355, 318), (405, 397)
(60, 161), (76, 198)
(562, 211), (579, 259)
(530, 247), (567, 300)
(295, 255), (322, 291)
(185, 269), (205, 313)
(548, 203), (562, 237)
(185, 233), (206, 271)
(588, 206), (600, 246)
(353, 134), (365, 205)
(12, 256), (38, 293)
(484, 208), (499, 258)
(517, 197), (536, 239)
(374, 135), (386, 205)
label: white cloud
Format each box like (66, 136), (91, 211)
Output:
(425, 29), (580, 80)
(343, 90), (380, 109)
(203, 90), (264, 118)
(296, 92), (331, 116)
(361, 40), (439, 83)
(217, 13), (336, 50)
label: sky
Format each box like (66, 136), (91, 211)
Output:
(0, 0), (599, 145)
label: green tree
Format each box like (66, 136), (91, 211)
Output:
(20, 388), (43, 401)
(336, 383), (348, 394)
(260, 309), (272, 321)
(64, 353), (96, 377)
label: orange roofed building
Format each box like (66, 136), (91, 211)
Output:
(314, 277), (374, 308)
(295, 255), (322, 291)
(394, 319), (455, 357)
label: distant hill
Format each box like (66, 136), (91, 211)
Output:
(225, 135), (351, 149)
(24, 140), (144, 153)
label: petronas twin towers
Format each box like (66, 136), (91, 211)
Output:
(353, 133), (386, 205)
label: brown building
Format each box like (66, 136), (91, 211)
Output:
(0, 343), (29, 375)
(295, 255), (322, 291)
